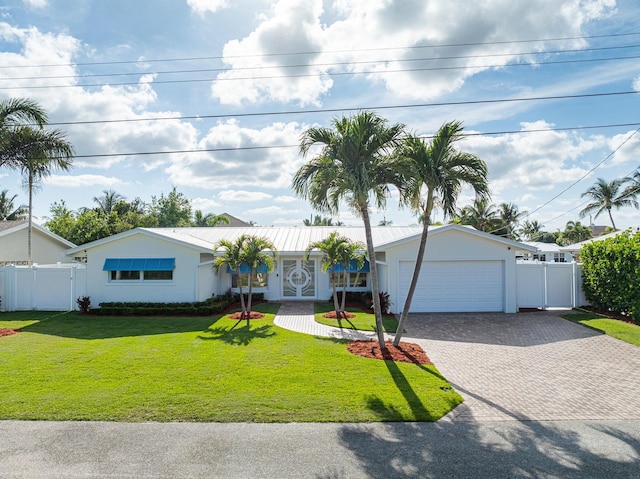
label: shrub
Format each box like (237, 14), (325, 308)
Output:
(95, 296), (234, 316)
(76, 296), (91, 313)
(581, 230), (640, 320)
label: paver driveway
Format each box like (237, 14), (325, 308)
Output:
(403, 311), (640, 422)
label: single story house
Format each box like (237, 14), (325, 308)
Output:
(0, 220), (76, 266)
(561, 227), (640, 261)
(64, 224), (537, 314)
(518, 242), (573, 263)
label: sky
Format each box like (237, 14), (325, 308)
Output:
(0, 0), (639, 232)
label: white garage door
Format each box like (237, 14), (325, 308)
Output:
(398, 260), (504, 312)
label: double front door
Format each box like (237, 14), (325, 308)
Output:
(282, 259), (316, 298)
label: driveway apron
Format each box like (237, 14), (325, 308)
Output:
(402, 311), (640, 422)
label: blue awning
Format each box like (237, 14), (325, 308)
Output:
(103, 258), (175, 271)
(332, 259), (370, 273)
(226, 263), (268, 274)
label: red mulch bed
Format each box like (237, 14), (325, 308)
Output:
(323, 311), (356, 319)
(227, 311), (265, 320)
(581, 306), (639, 325)
(347, 340), (433, 365)
(0, 328), (20, 337)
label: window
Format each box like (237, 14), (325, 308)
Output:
(533, 254), (546, 262)
(104, 258), (174, 282)
(554, 253), (566, 263)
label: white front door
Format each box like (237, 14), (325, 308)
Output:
(282, 259), (316, 298)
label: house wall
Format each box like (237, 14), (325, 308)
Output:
(382, 228), (520, 313)
(0, 228), (72, 265)
(84, 234), (206, 305)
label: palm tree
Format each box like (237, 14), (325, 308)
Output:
(302, 215), (344, 226)
(580, 178), (638, 230)
(304, 232), (351, 318)
(457, 197), (498, 232)
(238, 236), (277, 320)
(8, 126), (74, 262)
(622, 169), (640, 202)
(213, 235), (248, 318)
(0, 189), (27, 221)
(557, 220), (593, 246)
(193, 210), (230, 227)
(293, 111), (407, 350)
(497, 202), (526, 239)
(519, 220), (545, 241)
(0, 98), (48, 169)
(393, 122), (489, 346)
(93, 190), (125, 215)
(336, 239), (366, 315)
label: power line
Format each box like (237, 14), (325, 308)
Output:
(2, 31), (638, 70)
(4, 43), (640, 82)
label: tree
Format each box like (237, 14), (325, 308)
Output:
(8, 126), (73, 262)
(336, 239), (366, 315)
(293, 110), (407, 349)
(457, 197), (498, 232)
(302, 215), (344, 226)
(213, 236), (248, 318)
(393, 122), (489, 346)
(304, 231), (352, 318)
(496, 202), (526, 240)
(556, 220), (593, 246)
(150, 187), (192, 227)
(519, 220), (545, 241)
(240, 236), (277, 320)
(193, 210), (230, 227)
(622, 169), (640, 202)
(0, 98), (48, 169)
(579, 178), (638, 230)
(0, 189), (27, 220)
(93, 190), (125, 215)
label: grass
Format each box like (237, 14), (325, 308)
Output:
(314, 301), (399, 333)
(562, 310), (640, 347)
(0, 303), (461, 422)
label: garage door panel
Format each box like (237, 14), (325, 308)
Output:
(398, 260), (504, 312)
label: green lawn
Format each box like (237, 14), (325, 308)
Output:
(562, 311), (640, 347)
(314, 301), (399, 333)
(0, 303), (461, 422)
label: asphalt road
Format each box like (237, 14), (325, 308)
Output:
(1, 420), (639, 478)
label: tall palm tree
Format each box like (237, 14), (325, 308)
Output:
(8, 126), (74, 262)
(93, 190), (125, 215)
(457, 197), (498, 232)
(393, 122), (489, 346)
(0, 189), (27, 221)
(214, 235), (248, 318)
(293, 111), (407, 350)
(304, 232), (351, 318)
(239, 236), (277, 321)
(0, 98), (48, 169)
(497, 202), (526, 239)
(579, 178), (638, 230)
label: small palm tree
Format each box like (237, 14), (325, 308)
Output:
(393, 122), (489, 346)
(214, 235), (248, 318)
(293, 111), (407, 350)
(497, 202), (526, 239)
(194, 210), (230, 227)
(304, 231), (351, 318)
(336, 239), (366, 315)
(580, 178), (638, 230)
(557, 221), (593, 246)
(457, 197), (498, 232)
(302, 215), (344, 226)
(240, 236), (277, 320)
(0, 189), (27, 221)
(519, 220), (545, 241)
(93, 190), (125, 215)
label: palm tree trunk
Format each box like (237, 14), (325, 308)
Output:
(607, 207), (617, 230)
(237, 276), (247, 319)
(330, 267), (340, 318)
(27, 172), (34, 264)
(361, 206), (386, 349)
(394, 199), (433, 346)
(340, 269), (348, 318)
(247, 273), (253, 324)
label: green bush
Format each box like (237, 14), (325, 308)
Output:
(581, 230), (640, 320)
(95, 296), (234, 316)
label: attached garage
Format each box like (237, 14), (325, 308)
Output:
(398, 260), (504, 312)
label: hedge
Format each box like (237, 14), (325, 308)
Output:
(581, 229), (640, 320)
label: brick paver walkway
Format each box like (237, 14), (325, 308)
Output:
(274, 303), (640, 422)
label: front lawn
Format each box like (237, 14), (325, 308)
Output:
(562, 311), (640, 347)
(314, 301), (399, 333)
(0, 304), (460, 422)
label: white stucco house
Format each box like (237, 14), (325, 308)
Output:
(518, 242), (573, 263)
(0, 220), (76, 266)
(63, 224), (536, 314)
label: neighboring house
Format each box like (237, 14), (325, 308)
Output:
(64, 224), (536, 314)
(0, 220), (76, 266)
(519, 242), (573, 263)
(561, 227), (640, 261)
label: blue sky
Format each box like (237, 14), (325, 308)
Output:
(1, 0), (639, 232)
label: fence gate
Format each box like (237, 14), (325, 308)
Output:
(516, 262), (586, 309)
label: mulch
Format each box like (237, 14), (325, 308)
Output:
(227, 311), (265, 320)
(580, 306), (639, 325)
(347, 340), (433, 365)
(0, 328), (20, 337)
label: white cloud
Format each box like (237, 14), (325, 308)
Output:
(608, 131), (640, 166)
(186, 0), (229, 14)
(44, 174), (124, 187)
(191, 197), (222, 212)
(218, 190), (273, 201)
(634, 76), (640, 91)
(22, 0), (47, 8)
(244, 205), (296, 216)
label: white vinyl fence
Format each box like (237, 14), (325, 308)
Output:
(0, 263), (86, 312)
(516, 262), (587, 309)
